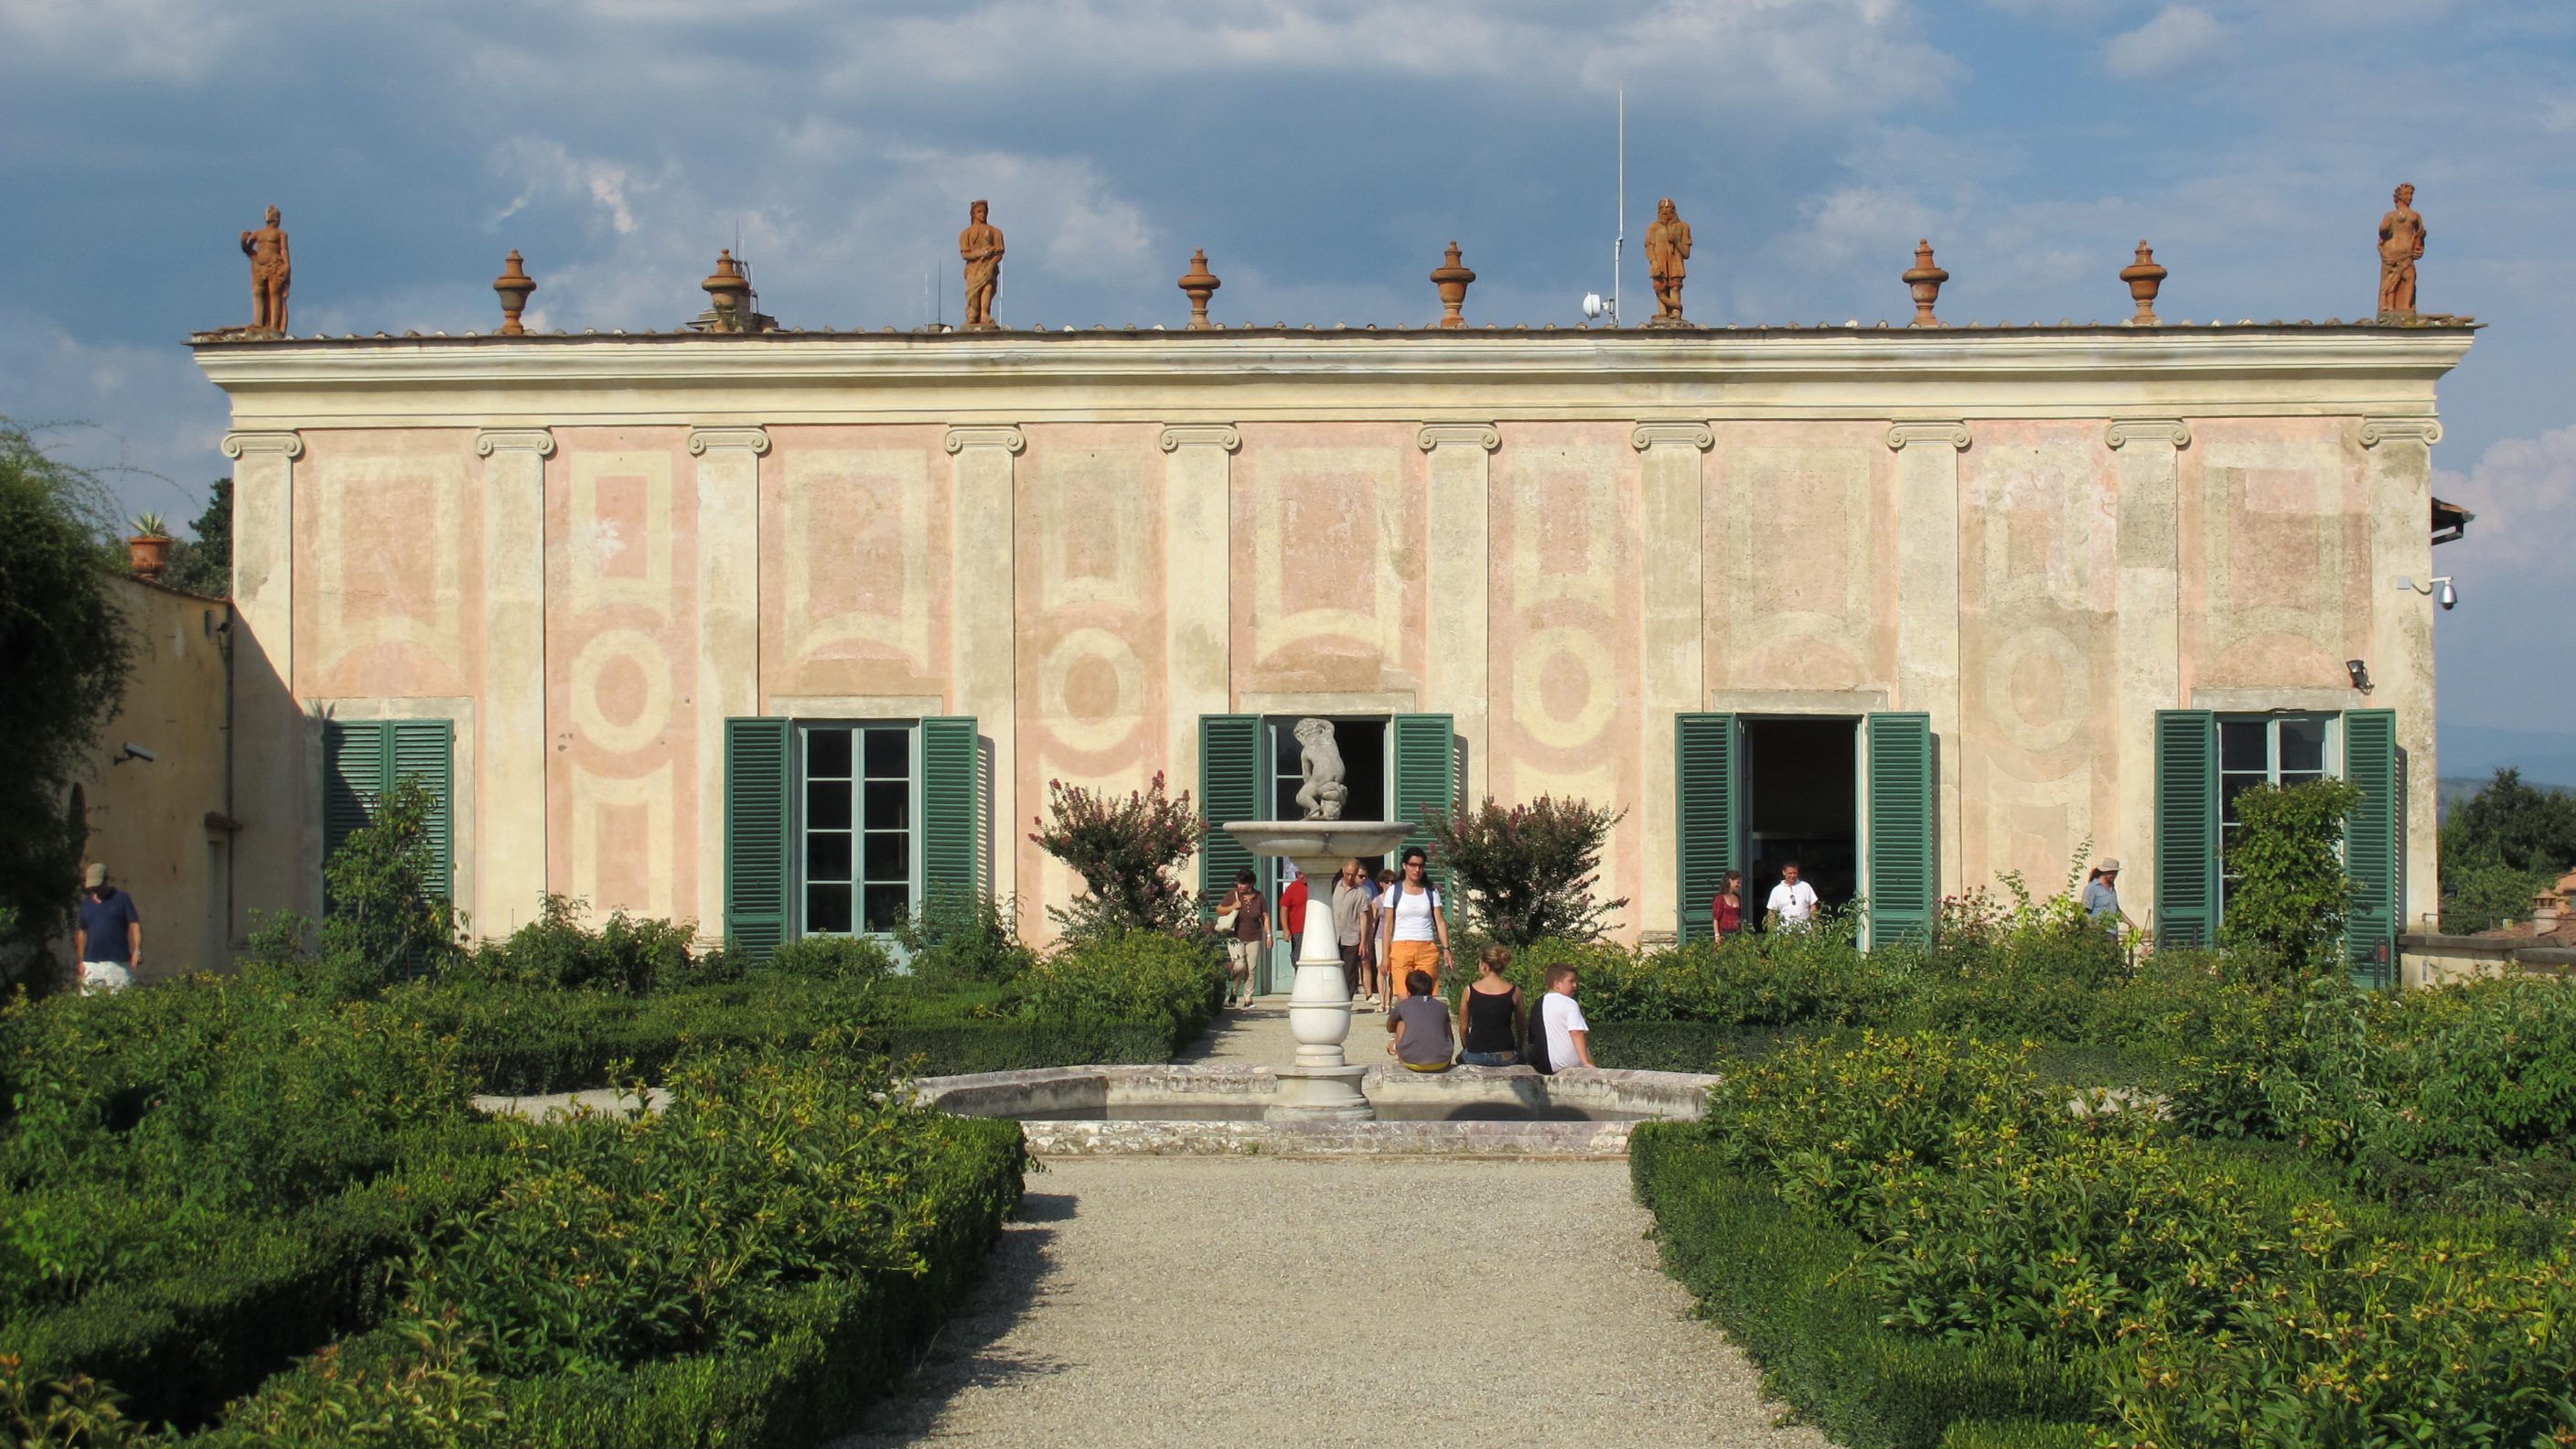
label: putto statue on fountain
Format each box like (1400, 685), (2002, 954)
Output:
(1293, 717), (1348, 821)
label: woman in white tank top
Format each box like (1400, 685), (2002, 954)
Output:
(1376, 846), (1453, 1017)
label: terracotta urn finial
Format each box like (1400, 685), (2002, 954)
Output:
(1178, 249), (1222, 330)
(1901, 240), (1948, 327)
(493, 251), (537, 336)
(702, 249), (752, 333)
(1430, 241), (1476, 329)
(2120, 241), (2167, 326)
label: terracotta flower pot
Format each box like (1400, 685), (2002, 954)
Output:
(128, 536), (172, 578)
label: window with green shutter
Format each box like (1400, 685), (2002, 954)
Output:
(2155, 710), (2219, 947)
(2343, 708), (2402, 989)
(1198, 714), (1261, 916)
(1864, 713), (1935, 947)
(1674, 713), (1741, 942)
(724, 716), (791, 960)
(1391, 714), (1456, 864)
(919, 716), (982, 903)
(321, 717), (454, 912)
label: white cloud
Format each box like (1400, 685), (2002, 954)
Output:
(0, 310), (230, 526)
(2436, 424), (2576, 574)
(2103, 5), (2225, 79)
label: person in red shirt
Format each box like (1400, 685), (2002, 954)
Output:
(1711, 869), (1745, 940)
(1280, 866), (1309, 942)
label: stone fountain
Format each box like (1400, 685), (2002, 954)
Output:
(1220, 719), (1412, 1121)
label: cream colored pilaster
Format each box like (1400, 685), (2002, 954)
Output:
(1158, 425), (1239, 791)
(1887, 421), (1970, 897)
(2361, 416), (2443, 953)
(221, 430), (305, 941)
(1416, 423), (1497, 799)
(1633, 422), (1713, 940)
(473, 429), (553, 935)
(945, 425), (1024, 909)
(2107, 420), (2188, 916)
(688, 426), (768, 938)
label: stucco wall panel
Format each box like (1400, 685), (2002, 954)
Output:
(546, 431), (699, 923)
(1230, 425), (1425, 700)
(1703, 424), (1896, 695)
(1959, 422), (2120, 886)
(2184, 422), (2370, 693)
(295, 429), (481, 701)
(759, 426), (951, 703)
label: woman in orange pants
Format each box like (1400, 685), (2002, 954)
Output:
(1375, 846), (1453, 1029)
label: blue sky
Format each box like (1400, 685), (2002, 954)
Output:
(3, 0), (2569, 753)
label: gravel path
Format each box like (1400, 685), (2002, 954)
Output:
(836, 1157), (1824, 1449)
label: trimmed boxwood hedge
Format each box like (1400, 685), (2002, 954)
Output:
(1628, 1123), (2091, 1449)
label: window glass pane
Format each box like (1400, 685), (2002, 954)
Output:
(807, 832), (852, 883)
(808, 727), (852, 778)
(2222, 775), (2265, 826)
(806, 778), (851, 831)
(863, 832), (907, 881)
(2280, 718), (2326, 774)
(864, 779), (908, 831)
(863, 727), (908, 779)
(2220, 720), (2268, 772)
(806, 884), (853, 934)
(864, 884), (909, 933)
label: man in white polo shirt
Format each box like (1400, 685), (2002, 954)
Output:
(1766, 862), (1819, 930)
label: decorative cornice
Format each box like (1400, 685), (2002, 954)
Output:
(1156, 424), (1240, 453)
(2358, 416), (2442, 448)
(474, 428), (555, 457)
(1416, 423), (1500, 452)
(2104, 419), (2191, 450)
(1630, 422), (1714, 451)
(686, 426), (771, 456)
(1885, 422), (1971, 451)
(220, 431), (303, 460)
(943, 424), (1026, 455)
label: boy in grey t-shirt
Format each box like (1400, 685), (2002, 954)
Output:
(1387, 971), (1454, 1071)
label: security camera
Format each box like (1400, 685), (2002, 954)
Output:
(115, 744), (156, 765)
(2434, 577), (2457, 610)
(1583, 293), (1605, 319)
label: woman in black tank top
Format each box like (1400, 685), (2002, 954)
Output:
(1456, 945), (1526, 1067)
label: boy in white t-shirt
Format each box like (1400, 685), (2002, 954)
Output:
(1539, 963), (1593, 1072)
(1766, 862), (1819, 929)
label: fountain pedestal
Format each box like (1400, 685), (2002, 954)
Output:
(1220, 821), (1415, 1121)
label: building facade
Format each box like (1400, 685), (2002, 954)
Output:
(193, 322), (2472, 981)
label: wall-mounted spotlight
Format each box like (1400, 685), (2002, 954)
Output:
(2393, 575), (2459, 610)
(113, 743), (157, 766)
(2345, 660), (2374, 693)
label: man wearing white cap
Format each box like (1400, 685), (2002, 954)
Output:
(74, 863), (141, 994)
(2082, 860), (2135, 934)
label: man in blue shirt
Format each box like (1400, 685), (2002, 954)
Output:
(74, 863), (141, 994)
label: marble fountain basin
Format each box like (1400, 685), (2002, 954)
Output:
(907, 1063), (1721, 1158)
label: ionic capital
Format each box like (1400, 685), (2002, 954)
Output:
(475, 428), (556, 458)
(1884, 421), (1971, 452)
(687, 426), (771, 456)
(1629, 422), (1713, 452)
(1157, 424), (1241, 453)
(943, 424), (1026, 456)
(220, 431), (303, 460)
(2105, 419), (2191, 450)
(2358, 417), (2442, 448)
(1415, 423), (1500, 452)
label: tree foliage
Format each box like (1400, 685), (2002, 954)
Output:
(317, 776), (460, 991)
(2218, 778), (2363, 979)
(1424, 794), (1629, 947)
(2438, 768), (2576, 933)
(161, 477), (232, 597)
(0, 423), (134, 993)
(1026, 772), (1203, 941)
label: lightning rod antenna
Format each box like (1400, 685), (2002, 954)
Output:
(1614, 85), (1625, 328)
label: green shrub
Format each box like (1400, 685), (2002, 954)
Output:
(894, 890), (1036, 986)
(1587, 1020), (1727, 1072)
(450, 896), (698, 995)
(1632, 1126), (2094, 1449)
(1028, 773), (1204, 942)
(320, 778), (463, 989)
(1424, 794), (1629, 946)
(2217, 778), (2364, 981)
(1014, 929), (1226, 1053)
(0, 1348), (173, 1447)
(1936, 1421), (2097, 1449)
(759, 935), (895, 984)
(2376, 977), (2576, 1162)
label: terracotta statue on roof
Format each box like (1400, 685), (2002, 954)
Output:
(1645, 198), (1693, 326)
(241, 205), (292, 334)
(2377, 184), (2424, 318)
(960, 200), (1004, 330)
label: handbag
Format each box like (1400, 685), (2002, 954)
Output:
(1215, 906), (1239, 932)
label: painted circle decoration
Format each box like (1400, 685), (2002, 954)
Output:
(1038, 627), (1146, 755)
(1512, 626), (1619, 750)
(570, 628), (673, 754)
(1983, 626), (2090, 754)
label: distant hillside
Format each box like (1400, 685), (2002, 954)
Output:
(2441, 773), (2576, 823)
(2441, 724), (2576, 797)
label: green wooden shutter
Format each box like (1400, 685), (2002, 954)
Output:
(2343, 708), (2402, 989)
(322, 720), (388, 883)
(1392, 714), (1457, 866)
(724, 716), (791, 961)
(1197, 714), (1261, 917)
(1675, 713), (1740, 942)
(1865, 713), (1935, 947)
(2155, 710), (2220, 948)
(920, 716), (982, 902)
(390, 719), (455, 899)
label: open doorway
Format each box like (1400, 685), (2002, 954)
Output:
(1744, 716), (1858, 926)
